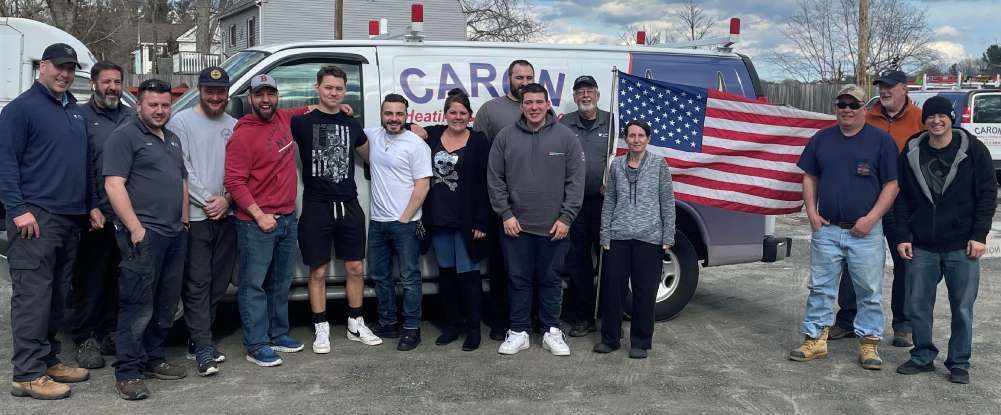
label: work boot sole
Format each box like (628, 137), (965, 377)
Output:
(11, 387), (71, 400)
(788, 351), (828, 362)
(861, 361), (883, 370)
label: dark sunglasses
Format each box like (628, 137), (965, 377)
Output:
(834, 101), (862, 110)
(138, 79), (172, 93)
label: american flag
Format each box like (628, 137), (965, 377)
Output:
(614, 72), (836, 215)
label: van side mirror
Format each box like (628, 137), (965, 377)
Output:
(227, 94), (249, 119)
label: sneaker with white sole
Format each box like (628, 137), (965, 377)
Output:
(347, 317), (383, 346)
(313, 322), (331, 354)
(246, 347), (283, 367)
(270, 335), (304, 353)
(498, 330), (530, 355)
(542, 327), (571, 356)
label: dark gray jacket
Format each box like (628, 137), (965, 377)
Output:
(600, 153), (676, 247)
(487, 113), (585, 237)
(560, 109), (614, 198)
(80, 98), (135, 217)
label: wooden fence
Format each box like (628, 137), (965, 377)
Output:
(761, 82), (856, 115)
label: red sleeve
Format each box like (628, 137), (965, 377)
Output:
(224, 130), (257, 212)
(284, 107), (310, 118)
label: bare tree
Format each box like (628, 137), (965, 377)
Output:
(617, 26), (666, 46)
(460, 0), (545, 42)
(675, 0), (714, 41)
(767, 0), (938, 83)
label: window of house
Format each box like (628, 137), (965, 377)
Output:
(229, 24), (237, 47)
(248, 17), (256, 47)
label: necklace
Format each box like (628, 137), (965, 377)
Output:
(383, 133), (398, 152)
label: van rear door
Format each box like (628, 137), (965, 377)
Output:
(966, 91), (1001, 165)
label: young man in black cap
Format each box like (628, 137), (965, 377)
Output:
(168, 66), (238, 376)
(0, 42), (95, 400)
(560, 74), (614, 337)
(894, 96), (998, 384)
(104, 79), (190, 400)
(71, 61), (136, 370)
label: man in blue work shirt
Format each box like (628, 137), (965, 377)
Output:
(0, 43), (99, 400)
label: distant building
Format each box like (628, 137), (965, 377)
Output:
(130, 23), (223, 74)
(219, 0), (466, 56)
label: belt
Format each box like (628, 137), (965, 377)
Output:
(834, 222), (855, 229)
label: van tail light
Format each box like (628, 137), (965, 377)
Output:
(961, 105), (971, 123)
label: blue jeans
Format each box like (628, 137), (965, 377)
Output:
(802, 223), (885, 339)
(236, 215), (298, 353)
(368, 220), (422, 330)
(501, 233), (569, 333)
(906, 248), (979, 370)
(431, 228), (477, 273)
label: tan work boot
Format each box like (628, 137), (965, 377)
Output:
(45, 363), (90, 383)
(859, 336), (882, 370)
(10, 375), (71, 400)
(788, 326), (829, 362)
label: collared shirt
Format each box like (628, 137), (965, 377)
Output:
(0, 81), (92, 217)
(103, 116), (188, 236)
(80, 97), (136, 217)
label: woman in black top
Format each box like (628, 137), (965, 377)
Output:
(423, 89), (492, 351)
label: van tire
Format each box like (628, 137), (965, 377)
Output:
(623, 230), (699, 321)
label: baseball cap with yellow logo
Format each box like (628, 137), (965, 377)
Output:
(198, 66), (231, 87)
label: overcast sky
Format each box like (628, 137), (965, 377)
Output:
(531, 0), (998, 81)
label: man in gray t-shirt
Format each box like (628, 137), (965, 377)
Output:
(166, 66), (237, 376)
(103, 79), (190, 399)
(472, 59), (535, 340)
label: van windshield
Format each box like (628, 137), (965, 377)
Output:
(172, 50), (269, 111)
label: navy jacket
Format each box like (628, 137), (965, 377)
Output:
(0, 81), (95, 218)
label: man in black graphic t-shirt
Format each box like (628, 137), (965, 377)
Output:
(290, 65), (382, 354)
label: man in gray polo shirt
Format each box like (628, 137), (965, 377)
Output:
(104, 79), (190, 400)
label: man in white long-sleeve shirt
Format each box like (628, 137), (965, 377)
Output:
(167, 67), (237, 377)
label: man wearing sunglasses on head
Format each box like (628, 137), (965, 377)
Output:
(789, 85), (899, 371)
(104, 79), (190, 400)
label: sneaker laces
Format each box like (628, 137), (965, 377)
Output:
(195, 348), (215, 365)
(315, 323), (330, 337)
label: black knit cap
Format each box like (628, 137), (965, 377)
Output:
(921, 95), (955, 122)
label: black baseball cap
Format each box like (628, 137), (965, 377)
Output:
(573, 75), (598, 90)
(198, 66), (231, 87)
(41, 43), (81, 69)
(873, 70), (907, 86)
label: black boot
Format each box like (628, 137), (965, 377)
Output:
(460, 271), (482, 351)
(436, 267), (460, 345)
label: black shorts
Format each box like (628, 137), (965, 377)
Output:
(298, 198), (366, 266)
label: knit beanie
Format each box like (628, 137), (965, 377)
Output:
(922, 95), (955, 122)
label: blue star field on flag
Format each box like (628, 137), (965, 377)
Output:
(617, 72), (708, 153)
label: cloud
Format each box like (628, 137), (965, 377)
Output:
(934, 25), (960, 37)
(928, 40), (968, 61)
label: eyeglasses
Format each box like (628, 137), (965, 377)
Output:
(574, 88), (597, 96)
(138, 79), (172, 93)
(834, 101), (862, 110)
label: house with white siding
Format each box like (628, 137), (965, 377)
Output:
(218, 0), (466, 56)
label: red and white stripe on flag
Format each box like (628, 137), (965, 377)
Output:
(617, 90), (836, 215)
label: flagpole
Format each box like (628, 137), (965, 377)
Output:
(594, 67), (619, 321)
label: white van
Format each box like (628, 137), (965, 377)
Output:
(0, 17), (97, 112)
(172, 39), (791, 320)
(910, 89), (1001, 182)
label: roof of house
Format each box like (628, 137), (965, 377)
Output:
(218, 0), (257, 20)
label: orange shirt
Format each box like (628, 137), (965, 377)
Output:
(866, 98), (925, 153)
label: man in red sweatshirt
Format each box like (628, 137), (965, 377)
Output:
(224, 74), (307, 367)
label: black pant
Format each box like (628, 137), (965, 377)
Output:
(835, 229), (910, 333)
(564, 196), (602, 324)
(438, 267), (483, 334)
(600, 240), (661, 350)
(487, 217), (509, 333)
(6, 207), (81, 381)
(183, 218), (236, 351)
(113, 227), (187, 381)
(69, 224), (120, 344)
(501, 233), (569, 333)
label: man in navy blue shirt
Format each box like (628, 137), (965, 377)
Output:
(788, 85), (899, 371)
(0, 43), (98, 400)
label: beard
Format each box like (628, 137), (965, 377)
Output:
(200, 99), (228, 117)
(382, 119), (404, 134)
(578, 102), (596, 113)
(253, 105), (275, 121)
(510, 84), (524, 100)
(95, 88), (120, 109)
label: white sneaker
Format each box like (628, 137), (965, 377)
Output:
(498, 330), (530, 355)
(347, 317), (383, 346)
(542, 327), (571, 356)
(313, 322), (331, 354)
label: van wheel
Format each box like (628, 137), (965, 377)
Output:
(624, 230), (699, 321)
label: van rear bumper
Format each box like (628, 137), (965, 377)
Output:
(761, 235), (792, 263)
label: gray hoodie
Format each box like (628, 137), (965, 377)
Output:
(600, 153), (676, 247)
(487, 113), (585, 237)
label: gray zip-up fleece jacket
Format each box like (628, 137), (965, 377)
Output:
(487, 113), (585, 237)
(600, 153), (676, 247)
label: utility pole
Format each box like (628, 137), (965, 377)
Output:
(856, 0), (870, 88)
(335, 0), (343, 39)
(196, 0), (210, 54)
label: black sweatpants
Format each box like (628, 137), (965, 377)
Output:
(183, 217), (236, 351)
(70, 224), (120, 344)
(599, 239), (661, 350)
(564, 196), (602, 324)
(6, 207), (81, 381)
